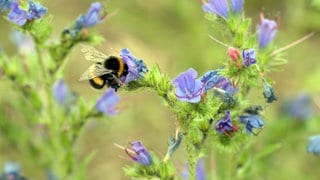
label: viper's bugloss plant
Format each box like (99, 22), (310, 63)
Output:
(0, 0), (317, 179)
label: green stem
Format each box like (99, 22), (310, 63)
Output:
(185, 138), (197, 179)
(32, 37), (49, 83)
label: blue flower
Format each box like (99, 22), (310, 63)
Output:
(216, 110), (234, 134)
(258, 18), (277, 49)
(281, 93), (313, 121)
(239, 114), (264, 135)
(307, 135), (320, 156)
(263, 81), (277, 103)
(95, 88), (119, 116)
(200, 70), (237, 95)
(7, 1), (47, 26)
(200, 70), (220, 92)
(120, 48), (148, 84)
(181, 158), (206, 180)
(242, 49), (256, 67)
(8, 1), (29, 26)
(1, 161), (24, 180)
(230, 0), (243, 13)
(202, 0), (229, 19)
(126, 141), (152, 166)
(52, 79), (77, 106)
(0, 0), (12, 12)
(28, 0), (47, 19)
(173, 68), (203, 103)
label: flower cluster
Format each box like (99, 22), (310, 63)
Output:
(5, 0), (47, 26)
(172, 68), (237, 103)
(64, 2), (106, 37)
(202, 0), (244, 19)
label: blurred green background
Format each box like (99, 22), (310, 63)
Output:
(1, 0), (320, 179)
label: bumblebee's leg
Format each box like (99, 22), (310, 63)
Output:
(105, 74), (122, 91)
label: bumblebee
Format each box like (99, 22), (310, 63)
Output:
(79, 45), (128, 91)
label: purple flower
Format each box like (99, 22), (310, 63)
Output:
(83, 2), (104, 27)
(216, 110), (234, 134)
(52, 79), (70, 104)
(7, 1), (47, 26)
(202, 0), (229, 19)
(173, 68), (203, 103)
(281, 93), (313, 121)
(125, 141), (152, 166)
(230, 0), (243, 13)
(263, 82), (277, 103)
(200, 70), (237, 95)
(52, 79), (77, 106)
(242, 49), (256, 67)
(239, 114), (264, 135)
(181, 158), (206, 180)
(95, 88), (119, 116)
(0, 0), (12, 12)
(258, 18), (277, 49)
(120, 48), (148, 84)
(28, 0), (47, 19)
(8, 1), (29, 26)
(307, 135), (320, 156)
(75, 2), (104, 29)
(216, 76), (237, 95)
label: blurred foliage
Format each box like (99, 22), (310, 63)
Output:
(0, 0), (320, 179)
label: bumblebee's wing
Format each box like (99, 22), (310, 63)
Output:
(79, 64), (114, 81)
(81, 45), (108, 62)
